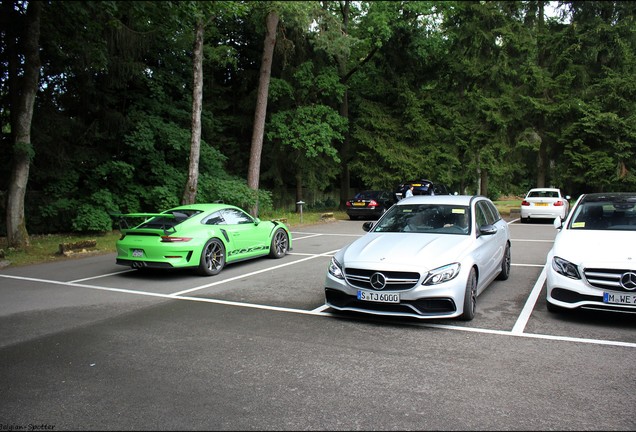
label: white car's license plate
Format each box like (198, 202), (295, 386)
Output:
(132, 249), (144, 258)
(603, 292), (636, 305)
(357, 290), (399, 303)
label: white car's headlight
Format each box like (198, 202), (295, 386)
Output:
(328, 257), (344, 279)
(552, 256), (581, 279)
(423, 263), (461, 285)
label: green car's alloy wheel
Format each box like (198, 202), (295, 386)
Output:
(269, 228), (289, 258)
(198, 238), (226, 276)
(459, 268), (477, 321)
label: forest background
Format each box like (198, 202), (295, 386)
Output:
(1, 0), (635, 249)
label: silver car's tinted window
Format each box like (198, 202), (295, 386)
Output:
(479, 200), (500, 224)
(475, 203), (489, 227)
(373, 204), (469, 234)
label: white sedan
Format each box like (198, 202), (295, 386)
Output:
(325, 195), (511, 321)
(545, 192), (636, 314)
(520, 187), (570, 223)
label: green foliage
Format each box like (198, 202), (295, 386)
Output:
(71, 190), (118, 233)
(267, 105), (345, 160)
(4, 0), (636, 236)
(71, 205), (113, 233)
(191, 175), (273, 216)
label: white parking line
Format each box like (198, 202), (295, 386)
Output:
(70, 269), (136, 283)
(290, 233), (324, 240)
(1, 272), (634, 349)
(512, 265), (547, 334)
(512, 239), (554, 242)
(170, 250), (340, 296)
(292, 231), (362, 237)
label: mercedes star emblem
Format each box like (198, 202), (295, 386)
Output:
(370, 272), (387, 290)
(619, 272), (636, 291)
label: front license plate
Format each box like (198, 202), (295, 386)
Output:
(603, 292), (636, 305)
(357, 290), (400, 303)
(132, 249), (144, 257)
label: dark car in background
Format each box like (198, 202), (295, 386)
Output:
(346, 190), (396, 220)
(395, 179), (451, 201)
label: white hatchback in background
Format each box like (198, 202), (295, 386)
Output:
(545, 192), (636, 314)
(520, 187), (570, 223)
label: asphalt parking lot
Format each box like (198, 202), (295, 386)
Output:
(1, 219), (634, 431)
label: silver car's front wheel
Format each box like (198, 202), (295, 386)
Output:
(459, 268), (477, 321)
(496, 243), (511, 281)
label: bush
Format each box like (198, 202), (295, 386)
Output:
(72, 204), (113, 233)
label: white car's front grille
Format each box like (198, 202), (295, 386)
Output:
(584, 268), (636, 293)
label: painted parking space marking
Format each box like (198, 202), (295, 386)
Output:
(512, 265), (547, 335)
(170, 250), (339, 296)
(1, 268), (634, 350)
(69, 269), (135, 283)
(2, 223), (633, 349)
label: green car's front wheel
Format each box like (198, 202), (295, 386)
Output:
(269, 228), (289, 258)
(197, 238), (226, 276)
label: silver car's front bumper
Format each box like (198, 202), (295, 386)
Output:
(324, 271), (468, 319)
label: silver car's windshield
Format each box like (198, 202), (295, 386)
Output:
(372, 204), (470, 235)
(568, 200), (636, 231)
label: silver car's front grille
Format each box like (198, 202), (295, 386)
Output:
(344, 268), (420, 291)
(584, 268), (636, 292)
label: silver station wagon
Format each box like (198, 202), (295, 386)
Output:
(325, 195), (511, 321)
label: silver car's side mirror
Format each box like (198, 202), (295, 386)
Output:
(553, 217), (562, 230)
(362, 221), (374, 232)
(478, 224), (497, 236)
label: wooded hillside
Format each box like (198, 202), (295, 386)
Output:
(1, 1), (635, 241)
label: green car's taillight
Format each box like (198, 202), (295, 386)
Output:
(160, 236), (193, 243)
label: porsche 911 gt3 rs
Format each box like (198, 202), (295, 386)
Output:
(114, 204), (291, 276)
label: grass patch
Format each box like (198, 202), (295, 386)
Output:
(493, 199), (523, 216)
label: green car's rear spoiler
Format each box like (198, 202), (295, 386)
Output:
(109, 212), (177, 234)
(110, 212), (175, 219)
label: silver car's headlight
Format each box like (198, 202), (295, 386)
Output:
(423, 263), (461, 285)
(552, 256), (581, 279)
(328, 257), (344, 279)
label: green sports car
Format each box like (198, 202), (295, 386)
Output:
(114, 203), (292, 276)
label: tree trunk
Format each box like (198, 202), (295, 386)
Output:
(182, 20), (205, 205)
(338, 88), (350, 210)
(6, 0), (41, 249)
(480, 169), (489, 196)
(536, 0), (547, 188)
(337, 0), (351, 211)
(247, 10), (279, 217)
